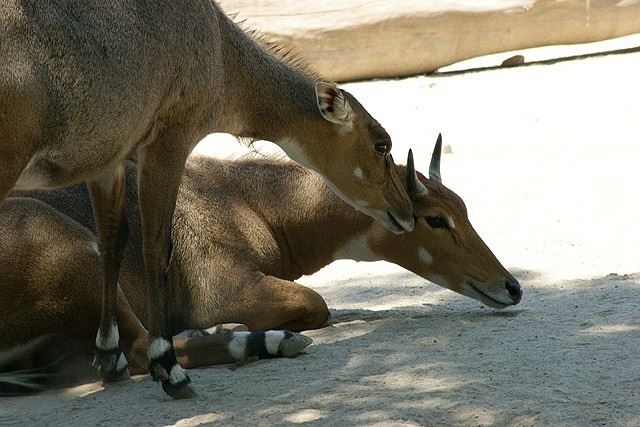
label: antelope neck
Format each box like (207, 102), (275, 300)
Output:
(259, 169), (373, 279)
(216, 13), (319, 143)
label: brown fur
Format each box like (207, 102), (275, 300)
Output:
(1, 143), (520, 393)
(0, 1), (414, 397)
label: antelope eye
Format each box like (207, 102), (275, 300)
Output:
(375, 142), (389, 156)
(425, 215), (448, 229)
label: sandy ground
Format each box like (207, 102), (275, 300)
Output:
(2, 36), (640, 426)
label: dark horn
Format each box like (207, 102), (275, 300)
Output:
(429, 133), (443, 183)
(406, 149), (429, 200)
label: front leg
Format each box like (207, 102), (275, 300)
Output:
(138, 129), (195, 399)
(238, 274), (331, 332)
(173, 330), (313, 368)
(87, 164), (130, 382)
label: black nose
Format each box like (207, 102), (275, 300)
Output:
(505, 278), (522, 304)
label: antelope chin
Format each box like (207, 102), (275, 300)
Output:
(357, 208), (413, 234)
(321, 178), (414, 234)
(383, 210), (410, 234)
(464, 282), (513, 309)
(345, 201), (413, 234)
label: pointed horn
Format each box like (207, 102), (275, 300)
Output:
(406, 149), (429, 200)
(429, 133), (443, 183)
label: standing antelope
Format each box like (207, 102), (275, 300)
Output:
(1, 136), (521, 394)
(0, 2), (414, 397)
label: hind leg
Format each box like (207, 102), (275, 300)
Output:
(0, 198), (103, 350)
(1, 195), (150, 376)
(0, 197), (134, 381)
(0, 197), (151, 392)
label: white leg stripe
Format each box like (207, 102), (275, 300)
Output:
(265, 331), (286, 355)
(228, 332), (250, 360)
(148, 337), (172, 360)
(169, 364), (188, 384)
(116, 352), (129, 372)
(96, 321), (119, 350)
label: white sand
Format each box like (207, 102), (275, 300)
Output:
(2, 38), (639, 426)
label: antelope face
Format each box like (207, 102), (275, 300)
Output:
(282, 82), (414, 234)
(369, 135), (522, 308)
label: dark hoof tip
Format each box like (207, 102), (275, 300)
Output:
(149, 362), (170, 382)
(93, 349), (129, 382)
(278, 332), (313, 357)
(101, 366), (130, 383)
(162, 377), (196, 399)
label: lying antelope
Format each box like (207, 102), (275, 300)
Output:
(1, 1), (415, 398)
(1, 135), (521, 394)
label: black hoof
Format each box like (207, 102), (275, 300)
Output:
(148, 337), (195, 398)
(149, 360), (169, 382)
(149, 359), (195, 399)
(161, 375), (196, 399)
(93, 347), (129, 382)
(278, 332), (313, 356)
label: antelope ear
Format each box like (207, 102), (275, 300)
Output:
(316, 81), (354, 127)
(429, 133), (443, 183)
(407, 149), (429, 200)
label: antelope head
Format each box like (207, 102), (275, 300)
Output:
(280, 82), (415, 234)
(368, 134), (522, 308)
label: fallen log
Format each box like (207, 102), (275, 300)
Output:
(220, 0), (640, 81)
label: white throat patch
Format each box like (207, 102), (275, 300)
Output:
(418, 247), (433, 265)
(333, 233), (378, 262)
(277, 137), (317, 171)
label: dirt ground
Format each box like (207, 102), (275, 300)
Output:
(2, 37), (639, 426)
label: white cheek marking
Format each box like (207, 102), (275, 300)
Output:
(354, 167), (364, 181)
(418, 247), (433, 265)
(228, 331), (250, 361)
(446, 216), (456, 230)
(265, 330), (286, 355)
